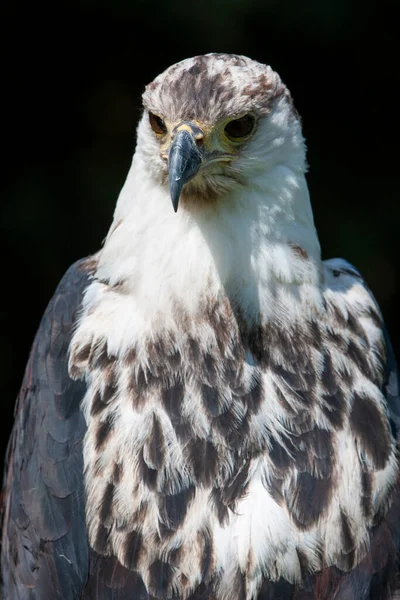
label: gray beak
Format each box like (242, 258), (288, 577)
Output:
(168, 127), (203, 212)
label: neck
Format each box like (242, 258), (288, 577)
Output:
(94, 154), (322, 330)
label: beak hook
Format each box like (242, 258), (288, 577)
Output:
(168, 128), (203, 212)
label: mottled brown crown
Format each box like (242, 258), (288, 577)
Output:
(142, 53), (296, 124)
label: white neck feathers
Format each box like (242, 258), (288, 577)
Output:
(94, 151), (322, 328)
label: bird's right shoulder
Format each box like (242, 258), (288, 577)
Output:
(0, 254), (98, 600)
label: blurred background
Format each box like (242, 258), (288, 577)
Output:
(1, 2), (396, 463)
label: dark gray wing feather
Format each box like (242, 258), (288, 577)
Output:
(1, 257), (96, 599)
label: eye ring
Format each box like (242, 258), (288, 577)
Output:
(224, 114), (255, 140)
(149, 112), (167, 135)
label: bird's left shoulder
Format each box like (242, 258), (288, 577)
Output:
(323, 257), (381, 311)
(322, 256), (386, 339)
(322, 257), (399, 435)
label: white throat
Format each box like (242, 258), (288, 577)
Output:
(93, 148), (322, 335)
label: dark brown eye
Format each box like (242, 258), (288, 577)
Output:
(224, 114), (255, 140)
(149, 112), (167, 135)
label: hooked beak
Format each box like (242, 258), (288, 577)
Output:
(168, 123), (204, 212)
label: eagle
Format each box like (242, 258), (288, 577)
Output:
(1, 53), (399, 600)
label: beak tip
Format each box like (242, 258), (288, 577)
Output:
(169, 179), (180, 213)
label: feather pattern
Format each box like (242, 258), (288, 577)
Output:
(69, 254), (399, 599)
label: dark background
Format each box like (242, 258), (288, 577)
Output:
(1, 3), (396, 463)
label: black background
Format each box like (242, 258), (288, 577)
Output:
(1, 2), (396, 463)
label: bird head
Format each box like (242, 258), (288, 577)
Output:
(98, 54), (320, 319)
(139, 53), (306, 212)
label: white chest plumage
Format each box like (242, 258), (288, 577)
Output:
(69, 213), (396, 599)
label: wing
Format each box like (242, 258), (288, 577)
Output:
(302, 258), (400, 600)
(0, 256), (97, 599)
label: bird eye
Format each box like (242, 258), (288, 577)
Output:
(149, 112), (167, 135)
(224, 114), (255, 140)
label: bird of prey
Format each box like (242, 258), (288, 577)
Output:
(1, 53), (399, 600)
